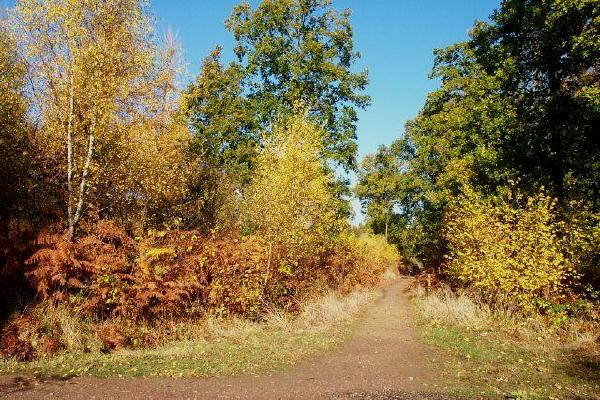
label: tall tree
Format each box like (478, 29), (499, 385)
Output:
(471, 0), (600, 203)
(0, 16), (30, 224)
(13, 0), (191, 237)
(226, 0), (370, 170)
(362, 0), (600, 263)
(184, 47), (258, 183)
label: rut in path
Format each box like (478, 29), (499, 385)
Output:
(2, 277), (446, 400)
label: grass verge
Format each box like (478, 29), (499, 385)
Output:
(0, 289), (376, 379)
(414, 289), (600, 399)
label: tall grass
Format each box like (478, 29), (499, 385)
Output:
(414, 286), (599, 347)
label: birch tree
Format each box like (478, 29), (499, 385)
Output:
(244, 111), (342, 271)
(12, 0), (190, 238)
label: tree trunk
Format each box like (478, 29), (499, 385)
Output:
(72, 129), (94, 237)
(66, 72), (75, 241)
(66, 70), (95, 241)
(384, 209), (390, 243)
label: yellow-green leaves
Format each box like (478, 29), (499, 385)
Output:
(444, 189), (572, 307)
(244, 111), (341, 269)
(12, 0), (192, 234)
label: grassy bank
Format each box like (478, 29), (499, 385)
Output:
(1, 289), (377, 379)
(414, 288), (600, 399)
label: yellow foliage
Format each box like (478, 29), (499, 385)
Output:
(12, 0), (193, 231)
(444, 189), (573, 306)
(342, 232), (400, 289)
(351, 232), (400, 271)
(244, 112), (342, 269)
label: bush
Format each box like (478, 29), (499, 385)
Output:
(244, 112), (343, 277)
(444, 189), (573, 307)
(25, 220), (395, 323)
(26, 222), (274, 320)
(0, 304), (102, 360)
(559, 202), (600, 291)
(341, 233), (400, 290)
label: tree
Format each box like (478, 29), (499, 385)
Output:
(363, 0), (600, 264)
(471, 0), (600, 203)
(356, 145), (403, 242)
(13, 0), (192, 237)
(245, 111), (341, 271)
(0, 16), (31, 224)
(184, 47), (258, 183)
(226, 0), (370, 170)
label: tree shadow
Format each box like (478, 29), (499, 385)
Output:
(555, 346), (600, 395)
(0, 374), (76, 395)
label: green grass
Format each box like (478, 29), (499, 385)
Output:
(0, 324), (348, 379)
(417, 308), (600, 399)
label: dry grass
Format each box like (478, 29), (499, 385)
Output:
(1, 285), (378, 378)
(414, 286), (600, 399)
(21, 304), (103, 355)
(296, 289), (377, 331)
(416, 287), (493, 329)
(413, 286), (569, 341)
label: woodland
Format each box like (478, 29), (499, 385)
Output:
(0, 0), (599, 375)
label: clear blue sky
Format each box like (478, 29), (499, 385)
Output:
(149, 0), (502, 223)
(149, 0), (502, 160)
(2, 0), (502, 222)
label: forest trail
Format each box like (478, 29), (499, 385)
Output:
(1, 277), (450, 399)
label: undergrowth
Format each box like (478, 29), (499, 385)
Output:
(0, 287), (377, 378)
(0, 215), (398, 361)
(414, 286), (600, 399)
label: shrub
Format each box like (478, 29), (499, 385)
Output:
(0, 304), (102, 360)
(244, 112), (343, 278)
(26, 222), (274, 320)
(26, 220), (137, 316)
(559, 202), (600, 291)
(25, 221), (394, 324)
(341, 233), (400, 290)
(444, 189), (573, 307)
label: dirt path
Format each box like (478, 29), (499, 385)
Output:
(1, 277), (449, 399)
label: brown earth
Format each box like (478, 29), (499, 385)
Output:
(0, 277), (457, 399)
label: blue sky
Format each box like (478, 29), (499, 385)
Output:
(150, 0), (501, 160)
(2, 0), (502, 222)
(149, 0), (502, 223)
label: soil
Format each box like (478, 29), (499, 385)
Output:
(0, 277), (457, 399)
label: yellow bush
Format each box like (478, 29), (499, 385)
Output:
(444, 189), (573, 306)
(244, 111), (342, 270)
(559, 202), (600, 289)
(342, 232), (400, 289)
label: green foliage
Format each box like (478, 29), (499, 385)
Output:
(359, 0), (600, 273)
(471, 0), (600, 202)
(444, 189), (573, 306)
(225, 0), (370, 170)
(182, 0), (371, 232)
(355, 144), (404, 242)
(184, 47), (258, 183)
